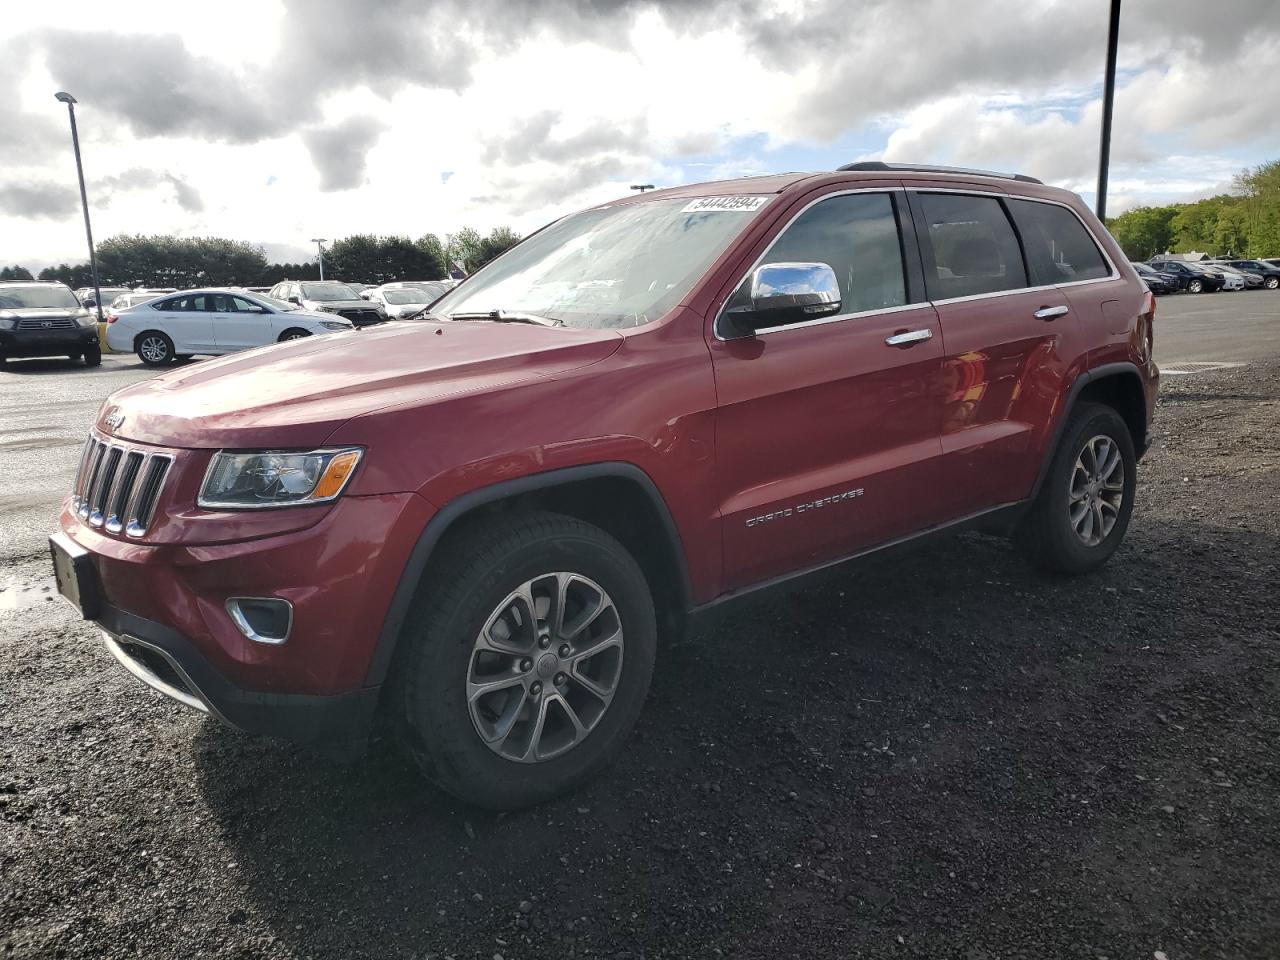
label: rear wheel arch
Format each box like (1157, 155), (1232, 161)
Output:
(1031, 363), (1148, 500)
(367, 463), (693, 688)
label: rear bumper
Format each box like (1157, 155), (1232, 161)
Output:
(0, 327), (97, 357)
(99, 604), (380, 750)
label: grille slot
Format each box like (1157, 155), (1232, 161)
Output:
(71, 434), (174, 537)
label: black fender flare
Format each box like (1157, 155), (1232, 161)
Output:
(1029, 361), (1148, 501)
(364, 461), (693, 686)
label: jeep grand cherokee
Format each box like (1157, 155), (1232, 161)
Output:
(52, 162), (1158, 809)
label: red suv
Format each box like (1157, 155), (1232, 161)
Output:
(51, 163), (1158, 808)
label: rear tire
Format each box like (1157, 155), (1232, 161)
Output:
(136, 331), (174, 366)
(1015, 402), (1137, 575)
(82, 345), (102, 367)
(396, 510), (657, 810)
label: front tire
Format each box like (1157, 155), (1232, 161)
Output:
(397, 511), (657, 810)
(1015, 402), (1137, 575)
(278, 328), (311, 342)
(1188, 278), (1204, 293)
(136, 331), (174, 366)
(1265, 277), (1278, 290)
(82, 345), (102, 367)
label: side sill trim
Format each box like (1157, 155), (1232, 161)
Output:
(690, 500), (1025, 618)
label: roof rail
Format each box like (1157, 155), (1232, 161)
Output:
(836, 161), (1043, 185)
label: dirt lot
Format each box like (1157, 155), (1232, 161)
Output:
(3, 358), (1280, 959)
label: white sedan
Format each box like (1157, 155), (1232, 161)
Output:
(105, 288), (355, 366)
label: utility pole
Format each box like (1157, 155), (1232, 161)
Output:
(1095, 0), (1121, 222)
(311, 238), (328, 281)
(54, 92), (104, 322)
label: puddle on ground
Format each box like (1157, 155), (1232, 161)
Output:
(0, 577), (59, 615)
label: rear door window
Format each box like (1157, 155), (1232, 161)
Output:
(1006, 199), (1112, 285)
(914, 193), (1028, 300)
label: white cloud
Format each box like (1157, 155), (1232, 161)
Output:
(2, 0), (1278, 269)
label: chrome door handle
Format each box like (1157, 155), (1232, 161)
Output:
(1034, 305), (1070, 320)
(885, 328), (934, 347)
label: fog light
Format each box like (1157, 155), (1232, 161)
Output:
(226, 597), (293, 645)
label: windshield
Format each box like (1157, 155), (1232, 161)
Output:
(383, 289), (426, 305)
(431, 196), (772, 329)
(0, 285), (81, 310)
(1133, 263), (1154, 275)
(301, 282), (361, 301)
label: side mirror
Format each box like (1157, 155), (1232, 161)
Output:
(288, 296), (301, 305)
(359, 291), (372, 300)
(723, 262), (841, 336)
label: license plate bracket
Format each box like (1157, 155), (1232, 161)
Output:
(49, 531), (102, 620)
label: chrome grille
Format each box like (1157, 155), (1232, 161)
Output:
(17, 317), (78, 330)
(72, 434), (173, 537)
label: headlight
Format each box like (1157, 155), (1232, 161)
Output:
(77, 312), (96, 327)
(198, 448), (363, 509)
(319, 320), (351, 330)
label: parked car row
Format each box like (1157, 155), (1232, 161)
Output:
(1136, 257), (1280, 294)
(1, 275), (468, 369)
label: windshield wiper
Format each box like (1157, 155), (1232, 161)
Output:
(449, 309), (564, 327)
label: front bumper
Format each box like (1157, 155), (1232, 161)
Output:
(99, 604), (379, 749)
(1, 326), (98, 358)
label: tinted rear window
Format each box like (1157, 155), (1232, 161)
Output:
(916, 193), (1028, 300)
(1007, 199), (1111, 285)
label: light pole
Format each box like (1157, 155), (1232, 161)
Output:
(1095, 0), (1121, 222)
(311, 238), (328, 280)
(54, 91), (104, 322)
(629, 184), (655, 194)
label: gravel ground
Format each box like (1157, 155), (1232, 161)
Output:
(2, 359), (1279, 959)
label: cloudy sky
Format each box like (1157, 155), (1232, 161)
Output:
(3, 0), (1278, 269)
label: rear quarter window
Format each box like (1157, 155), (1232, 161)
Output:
(1007, 199), (1112, 285)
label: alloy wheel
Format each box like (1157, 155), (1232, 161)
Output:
(1266, 277), (1279, 290)
(466, 572), (624, 763)
(1069, 434), (1125, 547)
(1188, 279), (1203, 293)
(139, 336), (169, 363)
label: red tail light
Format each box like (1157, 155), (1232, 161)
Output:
(1142, 290), (1156, 319)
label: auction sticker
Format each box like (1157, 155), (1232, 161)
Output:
(681, 196), (771, 213)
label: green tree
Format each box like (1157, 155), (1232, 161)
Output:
(415, 233), (447, 279)
(0, 265), (34, 280)
(446, 227), (484, 275)
(1106, 205), (1178, 260)
(474, 226), (522, 269)
(1234, 160), (1280, 257)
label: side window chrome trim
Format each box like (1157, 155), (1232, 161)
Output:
(713, 186), (909, 342)
(751, 301), (928, 337)
(712, 185), (1123, 342)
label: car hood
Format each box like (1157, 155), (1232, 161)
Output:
(98, 321), (623, 448)
(0, 306), (87, 320)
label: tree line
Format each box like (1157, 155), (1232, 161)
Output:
(1107, 159), (1280, 261)
(2, 227), (522, 290)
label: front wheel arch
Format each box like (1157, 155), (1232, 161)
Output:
(367, 463), (692, 689)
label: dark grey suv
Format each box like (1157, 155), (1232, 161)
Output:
(267, 280), (386, 327)
(0, 281), (102, 369)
